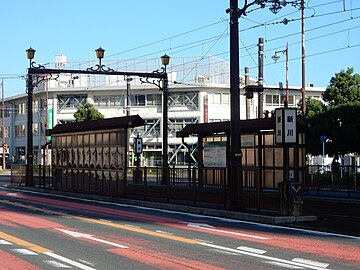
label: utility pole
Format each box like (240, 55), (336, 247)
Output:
(126, 76), (132, 116)
(245, 67), (250, 119)
(285, 43), (289, 108)
(45, 80), (49, 165)
(301, 0), (306, 115)
(258, 37), (264, 118)
(1, 79), (5, 171)
(228, 0), (242, 210)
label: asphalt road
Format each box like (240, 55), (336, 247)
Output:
(0, 186), (359, 270)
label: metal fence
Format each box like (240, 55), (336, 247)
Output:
(305, 165), (360, 196)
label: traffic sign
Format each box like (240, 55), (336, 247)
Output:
(320, 135), (327, 143)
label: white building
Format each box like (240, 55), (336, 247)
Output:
(2, 55), (325, 167)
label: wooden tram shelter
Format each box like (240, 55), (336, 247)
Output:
(49, 115), (144, 196)
(177, 116), (306, 211)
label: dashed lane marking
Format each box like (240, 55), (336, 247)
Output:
(292, 258), (329, 269)
(0, 239), (13, 245)
(12, 249), (38, 255)
(237, 246), (267, 254)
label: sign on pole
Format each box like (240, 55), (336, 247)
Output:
(275, 108), (297, 144)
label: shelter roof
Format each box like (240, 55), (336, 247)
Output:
(50, 115), (144, 135)
(177, 116), (306, 138)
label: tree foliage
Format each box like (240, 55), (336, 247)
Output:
(305, 67), (360, 156)
(322, 67), (360, 106)
(300, 97), (325, 118)
(74, 103), (104, 122)
(306, 102), (360, 156)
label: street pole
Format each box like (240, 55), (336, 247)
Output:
(301, 0), (306, 115)
(27, 67), (34, 186)
(162, 70), (169, 185)
(285, 43), (289, 108)
(45, 80), (49, 165)
(1, 79), (5, 171)
(229, 0), (242, 210)
(126, 76), (132, 116)
(245, 67), (250, 120)
(258, 37), (264, 118)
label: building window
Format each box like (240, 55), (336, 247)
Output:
(94, 95), (124, 107)
(213, 93), (221, 104)
(265, 95), (272, 105)
(288, 95), (294, 106)
(265, 94), (280, 106)
(4, 107), (10, 117)
(16, 125), (26, 137)
(16, 102), (26, 115)
(33, 123), (39, 135)
(130, 95), (145, 106)
(33, 99), (39, 112)
(58, 95), (87, 109)
(210, 93), (230, 105)
(4, 127), (10, 138)
(15, 146), (26, 162)
(109, 95), (124, 106)
(222, 93), (230, 104)
(147, 94), (161, 105)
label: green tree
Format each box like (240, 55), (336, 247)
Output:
(305, 68), (360, 156)
(322, 67), (360, 106)
(306, 102), (360, 156)
(299, 97), (326, 118)
(74, 103), (104, 122)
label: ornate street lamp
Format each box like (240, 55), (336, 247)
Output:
(25, 47), (36, 186)
(161, 54), (170, 184)
(95, 47), (105, 60)
(26, 47), (36, 62)
(161, 54), (170, 67)
(87, 47), (114, 72)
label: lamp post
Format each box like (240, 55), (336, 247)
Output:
(26, 47), (36, 186)
(272, 43), (289, 108)
(301, 0), (306, 116)
(1, 79), (5, 171)
(160, 54), (170, 184)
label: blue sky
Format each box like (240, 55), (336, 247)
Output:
(1, 0), (359, 96)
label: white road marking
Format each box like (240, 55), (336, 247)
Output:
(12, 248), (38, 255)
(99, 219), (112, 223)
(155, 230), (173, 235)
(124, 224), (140, 228)
(44, 252), (96, 270)
(45, 260), (71, 268)
(78, 259), (95, 267)
(0, 239), (13, 245)
(193, 239), (213, 244)
(265, 261), (305, 269)
(237, 246), (267, 254)
(183, 222), (269, 240)
(199, 243), (331, 270)
(57, 228), (128, 248)
(292, 258), (329, 269)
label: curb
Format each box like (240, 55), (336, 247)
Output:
(9, 185), (317, 224)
